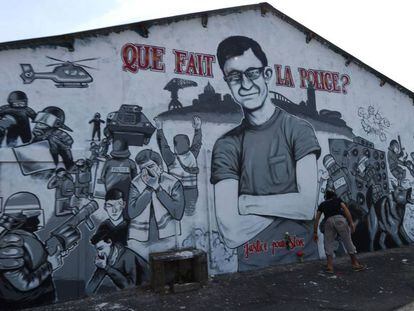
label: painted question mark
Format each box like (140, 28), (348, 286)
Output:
(341, 74), (350, 94)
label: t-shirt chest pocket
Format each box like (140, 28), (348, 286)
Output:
(268, 154), (289, 184)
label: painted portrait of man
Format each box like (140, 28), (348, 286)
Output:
(211, 36), (321, 270)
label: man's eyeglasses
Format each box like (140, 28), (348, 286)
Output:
(223, 67), (265, 84)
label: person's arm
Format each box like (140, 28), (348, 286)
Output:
(156, 181), (185, 220)
(106, 260), (134, 289)
(3, 262), (53, 292)
(47, 176), (58, 189)
(156, 129), (176, 166)
(130, 162), (138, 180)
(86, 268), (106, 295)
(128, 183), (152, 219)
(100, 161), (108, 181)
(190, 128), (202, 158)
(51, 130), (73, 149)
(214, 179), (273, 249)
(190, 116), (202, 157)
(26, 107), (37, 120)
(0, 114), (17, 132)
(238, 154), (318, 220)
(340, 202), (355, 233)
(110, 252), (138, 287)
(313, 211), (322, 242)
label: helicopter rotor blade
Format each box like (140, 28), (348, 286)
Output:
(46, 56), (65, 63)
(71, 63), (98, 70)
(72, 57), (100, 63)
(73, 64), (97, 70)
(46, 63), (65, 67)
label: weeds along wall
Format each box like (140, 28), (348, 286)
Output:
(0, 5), (413, 308)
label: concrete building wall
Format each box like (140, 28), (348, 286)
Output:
(0, 5), (413, 308)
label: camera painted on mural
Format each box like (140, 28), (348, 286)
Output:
(104, 104), (155, 146)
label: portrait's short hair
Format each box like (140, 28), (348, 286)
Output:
(90, 226), (112, 245)
(135, 149), (163, 167)
(217, 36), (268, 71)
(104, 188), (125, 202)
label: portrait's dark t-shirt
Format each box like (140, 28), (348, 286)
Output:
(211, 107), (321, 193)
(317, 198), (344, 219)
(211, 107), (321, 271)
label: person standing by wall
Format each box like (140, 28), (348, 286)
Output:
(314, 190), (365, 273)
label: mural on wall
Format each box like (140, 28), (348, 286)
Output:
(157, 81), (242, 124)
(164, 78), (198, 110)
(103, 104), (155, 146)
(358, 105), (390, 142)
(86, 216), (149, 295)
(89, 113), (105, 141)
(100, 139), (137, 200)
(320, 135), (414, 251)
(0, 8), (413, 308)
(47, 168), (75, 216)
(71, 158), (93, 199)
(0, 192), (97, 309)
(0, 91), (36, 147)
(31, 106), (74, 170)
(155, 115), (202, 216)
(128, 149), (185, 243)
(211, 36), (321, 271)
(20, 56), (97, 88)
(0, 192), (61, 309)
(182, 228), (237, 273)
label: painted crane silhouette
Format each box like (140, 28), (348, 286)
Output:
(164, 78), (198, 110)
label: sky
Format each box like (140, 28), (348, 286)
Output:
(0, 0), (412, 92)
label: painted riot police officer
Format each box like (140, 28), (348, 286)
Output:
(0, 91), (36, 147)
(31, 106), (74, 169)
(71, 158), (93, 199)
(100, 138), (137, 198)
(0, 192), (63, 309)
(47, 168), (75, 216)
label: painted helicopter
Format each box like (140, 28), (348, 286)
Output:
(20, 56), (98, 88)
